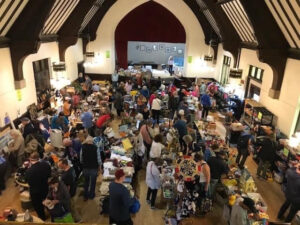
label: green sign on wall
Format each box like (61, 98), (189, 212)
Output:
(188, 56), (192, 63)
(106, 51), (110, 59)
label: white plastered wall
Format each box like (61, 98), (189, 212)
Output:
(0, 42), (60, 124)
(85, 0), (219, 78)
(237, 48), (300, 136)
(65, 38), (84, 82)
(0, 40), (83, 124)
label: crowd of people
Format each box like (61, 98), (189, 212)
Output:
(1, 71), (299, 225)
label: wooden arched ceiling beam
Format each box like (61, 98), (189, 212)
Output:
(6, 0), (55, 89)
(57, 0), (95, 62)
(201, 0), (242, 67)
(183, 0), (220, 61)
(183, 0), (219, 45)
(81, 0), (117, 46)
(239, 0), (289, 99)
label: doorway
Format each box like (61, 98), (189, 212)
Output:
(220, 55), (231, 85)
(32, 58), (51, 109)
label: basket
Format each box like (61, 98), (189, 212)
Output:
(163, 183), (174, 199)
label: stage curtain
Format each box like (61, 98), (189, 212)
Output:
(115, 1), (186, 69)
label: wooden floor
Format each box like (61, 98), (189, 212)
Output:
(0, 117), (294, 225)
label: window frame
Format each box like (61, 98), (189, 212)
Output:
(248, 65), (264, 83)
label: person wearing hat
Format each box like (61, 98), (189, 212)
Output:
(146, 158), (161, 209)
(109, 169), (135, 225)
(25, 152), (51, 220)
(80, 136), (101, 201)
(21, 117), (35, 139)
(230, 197), (258, 225)
(208, 151), (229, 198)
(174, 111), (188, 153)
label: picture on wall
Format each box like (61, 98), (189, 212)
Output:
(153, 45), (158, 51)
(159, 44), (165, 50)
(165, 47), (171, 53)
(146, 47), (152, 53)
(136, 45), (140, 50)
(172, 46), (177, 52)
(177, 49), (183, 54)
(140, 45), (145, 51)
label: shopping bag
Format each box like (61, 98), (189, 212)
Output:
(200, 198), (212, 213)
(53, 213), (74, 223)
(129, 198), (141, 214)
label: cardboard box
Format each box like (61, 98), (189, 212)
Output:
(66, 87), (75, 94)
(207, 122), (216, 130)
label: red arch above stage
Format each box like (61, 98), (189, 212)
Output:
(115, 1), (186, 69)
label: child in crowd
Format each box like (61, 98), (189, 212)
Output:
(195, 103), (202, 121)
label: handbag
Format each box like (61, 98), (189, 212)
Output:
(200, 197), (212, 213)
(129, 198), (141, 214)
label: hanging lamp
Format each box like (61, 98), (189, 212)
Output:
(229, 48), (243, 78)
(204, 40), (213, 62)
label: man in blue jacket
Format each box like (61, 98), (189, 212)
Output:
(201, 93), (211, 119)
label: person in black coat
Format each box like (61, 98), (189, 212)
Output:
(168, 92), (179, 119)
(0, 156), (7, 195)
(43, 176), (71, 222)
(109, 169), (135, 225)
(277, 164), (300, 222)
(256, 135), (276, 179)
(114, 89), (123, 117)
(21, 117), (35, 139)
(25, 152), (51, 220)
(80, 136), (101, 201)
(208, 151), (229, 198)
